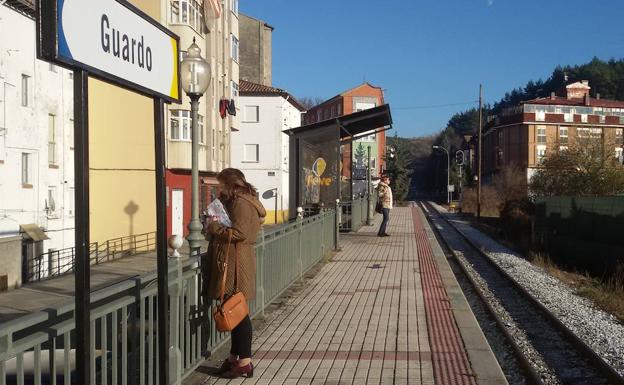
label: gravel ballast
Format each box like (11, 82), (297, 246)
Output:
(434, 207), (624, 378)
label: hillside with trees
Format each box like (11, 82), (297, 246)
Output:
(400, 57), (624, 200)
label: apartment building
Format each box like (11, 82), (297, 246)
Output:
(304, 83), (387, 198)
(483, 81), (624, 182)
(165, 0), (239, 237)
(231, 80), (304, 224)
(0, 3), (75, 287)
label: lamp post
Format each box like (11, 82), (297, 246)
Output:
(180, 38), (211, 255)
(433, 145), (450, 204)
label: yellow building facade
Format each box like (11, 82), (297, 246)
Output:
(88, 0), (160, 243)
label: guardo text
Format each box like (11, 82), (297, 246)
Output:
(101, 14), (153, 71)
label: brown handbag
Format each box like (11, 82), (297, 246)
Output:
(213, 229), (249, 332)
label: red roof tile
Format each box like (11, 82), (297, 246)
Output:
(523, 96), (624, 109)
(239, 80), (306, 111)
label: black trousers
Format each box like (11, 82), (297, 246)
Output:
(230, 315), (252, 358)
(378, 208), (390, 235)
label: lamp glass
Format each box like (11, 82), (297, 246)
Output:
(180, 41), (211, 96)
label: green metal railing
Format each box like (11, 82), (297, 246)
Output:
(0, 210), (336, 385)
(27, 232), (157, 283)
(340, 196), (370, 232)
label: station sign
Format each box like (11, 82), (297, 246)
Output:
(37, 0), (181, 103)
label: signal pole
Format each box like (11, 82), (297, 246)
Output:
(477, 84), (483, 220)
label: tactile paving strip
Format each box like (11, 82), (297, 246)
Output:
(412, 206), (478, 385)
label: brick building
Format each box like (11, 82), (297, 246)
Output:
(304, 83), (387, 197)
(482, 81), (624, 183)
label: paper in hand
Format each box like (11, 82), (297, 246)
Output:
(206, 199), (233, 227)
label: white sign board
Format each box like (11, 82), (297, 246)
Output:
(38, 0), (180, 102)
(448, 185), (455, 192)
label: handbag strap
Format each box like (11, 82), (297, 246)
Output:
(219, 229), (233, 304)
(234, 242), (241, 291)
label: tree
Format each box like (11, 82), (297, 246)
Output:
(298, 97), (325, 110)
(530, 137), (624, 196)
(385, 134), (413, 201)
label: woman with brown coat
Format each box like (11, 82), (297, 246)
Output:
(202, 168), (266, 378)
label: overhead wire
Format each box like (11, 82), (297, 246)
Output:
(393, 100), (479, 110)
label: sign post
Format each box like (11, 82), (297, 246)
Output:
(36, 1), (181, 384)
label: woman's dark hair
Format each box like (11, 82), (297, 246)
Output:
(217, 168), (257, 202)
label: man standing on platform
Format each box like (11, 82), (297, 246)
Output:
(376, 175), (393, 237)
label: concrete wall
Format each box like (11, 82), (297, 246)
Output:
(0, 236), (21, 290)
(239, 14), (272, 86)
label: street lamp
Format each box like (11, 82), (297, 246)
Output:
(180, 38), (211, 254)
(432, 145), (450, 204)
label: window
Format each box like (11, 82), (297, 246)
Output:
(231, 34), (239, 62)
(537, 125), (546, 144)
(170, 0), (203, 32)
(337, 104), (342, 116)
(535, 110), (545, 121)
(231, 81), (239, 99)
(600, 115), (606, 123)
(536, 145), (546, 164)
(578, 127), (589, 138)
(198, 115), (204, 144)
(564, 112), (573, 123)
(616, 128), (623, 145)
(47, 187), (57, 216)
(21, 153), (31, 185)
(21, 74), (29, 107)
(578, 127), (602, 139)
(231, 0), (239, 14)
(243, 106), (259, 122)
(212, 127), (216, 157)
(243, 144), (259, 162)
(559, 126), (568, 144)
(615, 147), (623, 161)
(581, 114), (588, 123)
(316, 110), (322, 122)
(170, 110), (203, 142)
(48, 114), (57, 165)
(331, 106), (336, 117)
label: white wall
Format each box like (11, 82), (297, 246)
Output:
(232, 94), (301, 222)
(0, 5), (75, 280)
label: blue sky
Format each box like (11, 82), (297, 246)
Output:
(241, 0), (624, 138)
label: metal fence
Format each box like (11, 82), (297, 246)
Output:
(26, 232), (157, 283)
(0, 210), (336, 385)
(533, 196), (624, 274)
(340, 196), (370, 232)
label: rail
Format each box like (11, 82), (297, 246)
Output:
(340, 195), (370, 232)
(0, 210), (336, 385)
(26, 232), (157, 282)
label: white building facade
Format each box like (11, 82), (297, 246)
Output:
(232, 80), (304, 224)
(0, 4), (75, 287)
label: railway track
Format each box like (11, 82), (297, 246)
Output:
(418, 201), (624, 385)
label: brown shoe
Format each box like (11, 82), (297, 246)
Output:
(221, 363), (254, 379)
(215, 359), (234, 375)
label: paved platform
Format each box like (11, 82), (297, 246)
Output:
(185, 206), (505, 385)
(0, 241), (204, 323)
